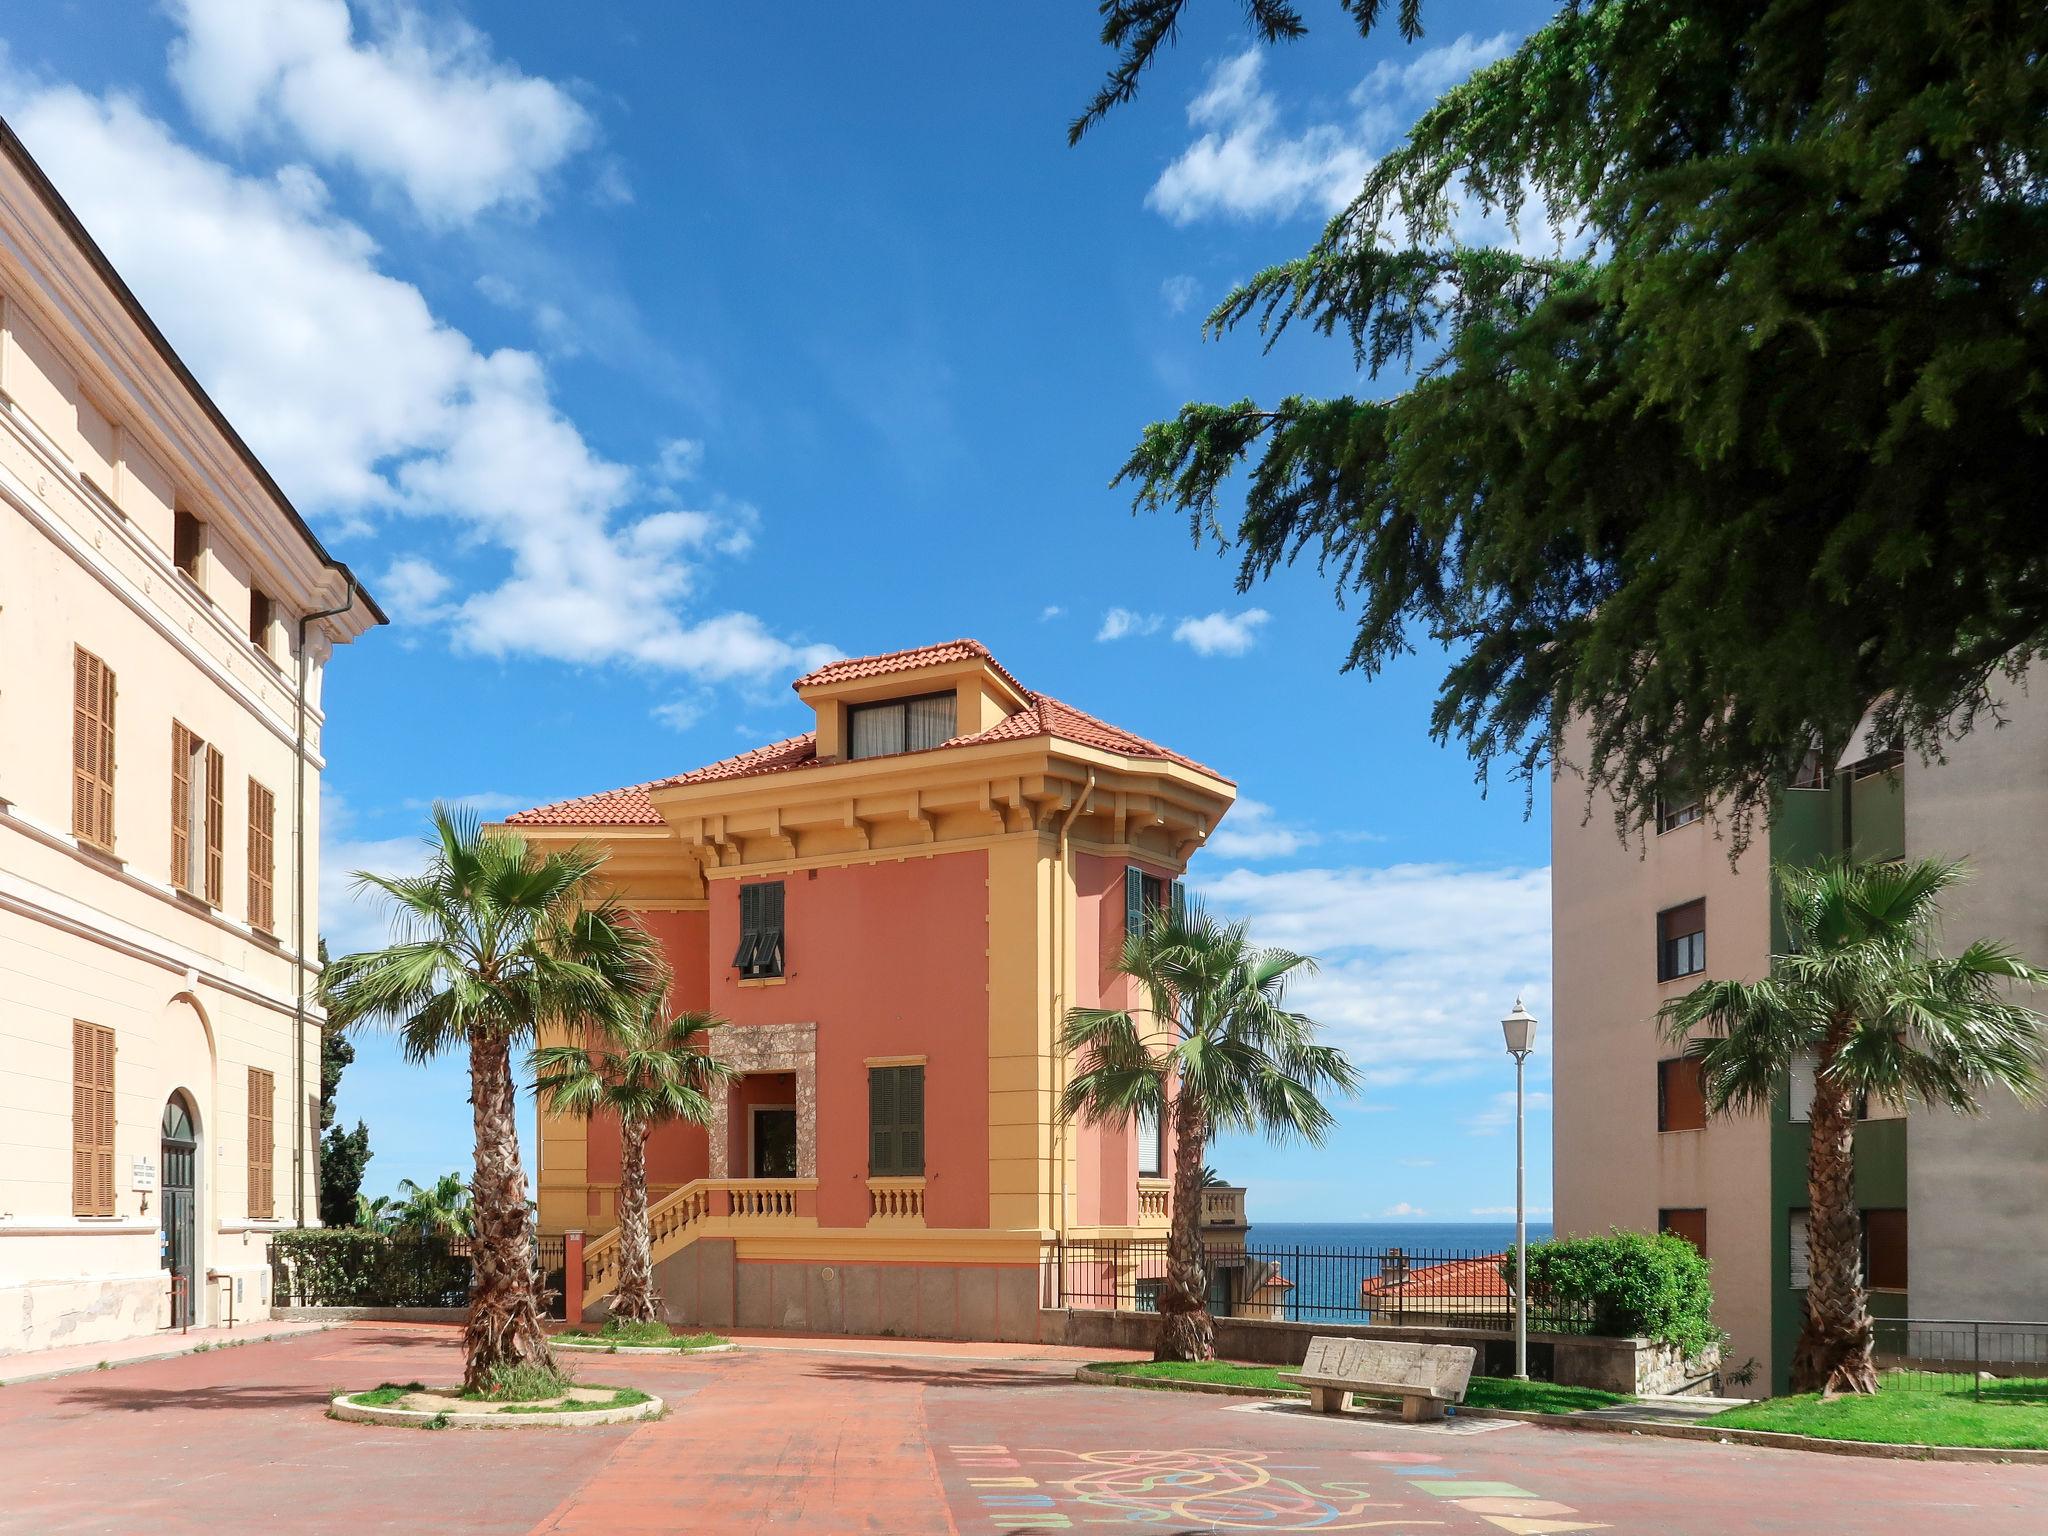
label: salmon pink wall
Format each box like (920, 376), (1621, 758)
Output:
(588, 908), (715, 1194)
(711, 852), (992, 1229)
(1073, 851), (1182, 1227)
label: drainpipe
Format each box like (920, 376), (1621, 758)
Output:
(1052, 772), (1095, 1237)
(293, 579), (359, 1226)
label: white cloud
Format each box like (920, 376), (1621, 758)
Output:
(1161, 273), (1201, 314)
(1381, 1201), (1428, 1218)
(1194, 862), (1551, 1075)
(1465, 1088), (1553, 1137)
(473, 273), (579, 355)
(1039, 604), (1064, 621)
(1097, 607), (1164, 642)
(1148, 35), (1518, 227)
(1174, 608), (1269, 656)
(319, 793), (430, 956)
(1207, 797), (1319, 860)
(1148, 51), (1371, 224)
(652, 697), (705, 732)
(1360, 31), (1514, 105)
(167, 0), (595, 225)
(376, 555), (451, 621)
(655, 436), (705, 483)
(3, 84), (827, 687)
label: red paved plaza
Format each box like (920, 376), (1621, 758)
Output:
(3, 1325), (2045, 1534)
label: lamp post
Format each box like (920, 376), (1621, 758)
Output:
(1501, 997), (1538, 1381)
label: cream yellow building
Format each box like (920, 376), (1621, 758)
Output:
(0, 121), (381, 1354)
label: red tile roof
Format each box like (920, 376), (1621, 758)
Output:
(958, 694), (1226, 780)
(1357, 1254), (1511, 1300)
(504, 735), (816, 828)
(504, 646), (1229, 828)
(792, 638), (1027, 699)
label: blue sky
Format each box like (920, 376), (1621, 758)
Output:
(5, 0), (1558, 1222)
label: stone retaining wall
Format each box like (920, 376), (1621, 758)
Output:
(1043, 1308), (1718, 1396)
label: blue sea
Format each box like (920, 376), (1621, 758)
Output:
(1228, 1220), (1554, 1326)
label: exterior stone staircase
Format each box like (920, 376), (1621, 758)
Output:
(580, 1178), (818, 1307)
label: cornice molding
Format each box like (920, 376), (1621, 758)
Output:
(1, 417), (335, 754)
(0, 134), (379, 635)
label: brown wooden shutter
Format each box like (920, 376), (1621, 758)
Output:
(73, 1021), (115, 1216)
(204, 745), (224, 906)
(71, 648), (116, 849)
(248, 1067), (275, 1219)
(247, 780), (275, 932)
(170, 723), (192, 892)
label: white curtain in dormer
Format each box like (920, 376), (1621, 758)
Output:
(851, 705), (906, 759)
(907, 694), (956, 750)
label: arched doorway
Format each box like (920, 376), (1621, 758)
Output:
(161, 1095), (198, 1327)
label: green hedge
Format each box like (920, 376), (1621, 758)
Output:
(269, 1228), (470, 1308)
(1512, 1230), (1719, 1357)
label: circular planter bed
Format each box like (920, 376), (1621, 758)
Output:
(551, 1327), (733, 1355)
(330, 1382), (664, 1429)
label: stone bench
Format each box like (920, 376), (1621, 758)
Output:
(1281, 1335), (1477, 1423)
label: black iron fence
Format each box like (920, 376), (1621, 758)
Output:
(271, 1230), (568, 1312)
(269, 1230), (470, 1307)
(1874, 1318), (2048, 1399)
(1041, 1237), (1597, 1334)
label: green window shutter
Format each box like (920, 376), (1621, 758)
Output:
(899, 1067), (925, 1176)
(869, 1067), (896, 1175)
(764, 880), (785, 974)
(1170, 879), (1187, 922)
(734, 884), (758, 968)
(1125, 866), (1144, 937)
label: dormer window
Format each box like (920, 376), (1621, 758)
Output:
(847, 692), (956, 760)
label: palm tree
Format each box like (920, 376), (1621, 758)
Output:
(1061, 900), (1357, 1362)
(394, 1173), (475, 1240)
(532, 992), (736, 1323)
(323, 805), (658, 1391)
(352, 1192), (399, 1233)
(1661, 857), (2045, 1396)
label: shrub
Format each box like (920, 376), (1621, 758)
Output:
(269, 1228), (470, 1308)
(1513, 1230), (1720, 1358)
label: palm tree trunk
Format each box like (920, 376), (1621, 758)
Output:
(1789, 1022), (1878, 1396)
(611, 1117), (658, 1323)
(1154, 1092), (1214, 1363)
(462, 1029), (555, 1392)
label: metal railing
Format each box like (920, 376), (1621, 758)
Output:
(1041, 1237), (1596, 1333)
(1874, 1317), (2048, 1399)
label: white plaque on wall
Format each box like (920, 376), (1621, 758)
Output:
(132, 1156), (157, 1193)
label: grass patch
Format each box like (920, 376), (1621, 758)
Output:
(348, 1381), (427, 1407)
(460, 1361), (579, 1403)
(499, 1387), (652, 1415)
(1088, 1359), (1631, 1414)
(1707, 1376), (2048, 1450)
(558, 1320), (728, 1350)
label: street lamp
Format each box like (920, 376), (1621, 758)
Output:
(1501, 997), (1538, 1381)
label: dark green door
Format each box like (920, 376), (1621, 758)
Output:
(752, 1108), (797, 1178)
(161, 1097), (197, 1327)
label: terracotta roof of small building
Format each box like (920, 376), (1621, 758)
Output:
(792, 639), (1028, 699)
(504, 645), (1228, 829)
(1356, 1254), (1511, 1300)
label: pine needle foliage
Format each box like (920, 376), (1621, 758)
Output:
(1076, 0), (2048, 845)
